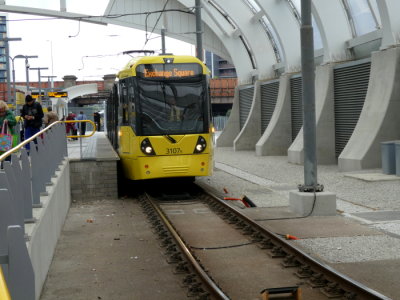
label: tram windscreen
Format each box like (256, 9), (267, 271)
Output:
(138, 79), (207, 135)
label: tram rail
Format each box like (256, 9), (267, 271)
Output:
(139, 193), (230, 300)
(138, 183), (390, 300)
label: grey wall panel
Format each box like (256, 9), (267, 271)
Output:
(290, 76), (302, 141)
(334, 61), (371, 157)
(239, 86), (254, 129)
(260, 80), (279, 133)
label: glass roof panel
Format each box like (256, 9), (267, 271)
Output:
(346, 0), (378, 36)
(245, 0), (261, 13)
(290, 0), (323, 50)
(243, 0), (283, 63)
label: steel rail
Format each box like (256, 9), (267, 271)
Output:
(200, 186), (390, 300)
(144, 193), (230, 300)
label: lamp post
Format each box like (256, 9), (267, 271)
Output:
(23, 55), (39, 92)
(299, 0), (322, 192)
(195, 0), (203, 61)
(40, 75), (57, 102)
(0, 53), (32, 109)
(30, 67), (48, 104)
(11, 54), (26, 111)
(46, 40), (55, 88)
(3, 37), (22, 106)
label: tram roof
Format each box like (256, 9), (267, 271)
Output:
(117, 54), (210, 79)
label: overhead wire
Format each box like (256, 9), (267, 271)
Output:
(68, 20), (81, 38)
(79, 53), (124, 71)
(143, 0), (170, 49)
(5, 9), (194, 23)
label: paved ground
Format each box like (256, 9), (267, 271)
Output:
(40, 198), (188, 300)
(40, 133), (400, 299)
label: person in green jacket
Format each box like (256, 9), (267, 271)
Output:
(0, 100), (17, 157)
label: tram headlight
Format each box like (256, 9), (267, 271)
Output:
(145, 146), (153, 154)
(141, 138), (156, 155)
(193, 136), (207, 154)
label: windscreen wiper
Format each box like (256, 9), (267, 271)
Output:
(164, 135), (177, 144)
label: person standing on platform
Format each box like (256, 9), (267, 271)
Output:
(0, 100), (17, 159)
(43, 106), (59, 127)
(76, 111), (88, 136)
(21, 95), (44, 150)
(93, 111), (101, 132)
(66, 112), (78, 141)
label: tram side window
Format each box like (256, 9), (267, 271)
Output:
(117, 83), (124, 126)
(128, 83), (136, 132)
(122, 85), (129, 125)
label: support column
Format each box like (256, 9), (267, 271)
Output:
(289, 0), (336, 216)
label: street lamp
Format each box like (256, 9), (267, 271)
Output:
(0, 53), (33, 109)
(11, 55), (26, 110)
(30, 67), (48, 103)
(3, 37), (22, 106)
(40, 75), (57, 101)
(22, 55), (39, 92)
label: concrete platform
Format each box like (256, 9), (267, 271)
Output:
(344, 172), (400, 182)
(67, 131), (119, 161)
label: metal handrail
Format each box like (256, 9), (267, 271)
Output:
(64, 119), (97, 139)
(0, 268), (11, 300)
(64, 120), (97, 159)
(0, 120), (63, 162)
(0, 120), (97, 162)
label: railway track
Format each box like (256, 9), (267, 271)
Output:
(139, 183), (390, 300)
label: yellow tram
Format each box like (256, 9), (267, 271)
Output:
(107, 53), (214, 180)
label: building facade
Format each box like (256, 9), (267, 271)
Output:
(0, 14), (7, 83)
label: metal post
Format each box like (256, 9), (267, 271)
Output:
(60, 0), (66, 11)
(5, 41), (11, 104)
(11, 58), (16, 105)
(24, 56), (38, 93)
(195, 0), (203, 61)
(38, 69), (42, 102)
(30, 67), (48, 103)
(25, 57), (29, 92)
(3, 37), (22, 106)
(161, 27), (166, 55)
(299, 0), (322, 192)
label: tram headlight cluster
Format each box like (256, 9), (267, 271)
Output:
(194, 136), (207, 154)
(141, 138), (156, 155)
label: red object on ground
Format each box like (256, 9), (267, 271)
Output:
(285, 234), (299, 240)
(223, 197), (250, 208)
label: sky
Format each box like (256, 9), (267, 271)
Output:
(5, 0), (195, 82)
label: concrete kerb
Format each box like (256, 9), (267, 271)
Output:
(25, 158), (71, 300)
(289, 190), (337, 216)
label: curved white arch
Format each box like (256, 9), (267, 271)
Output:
(376, 0), (400, 49)
(62, 83), (98, 101)
(103, 0), (231, 62)
(200, 0), (258, 83)
(257, 0), (302, 72)
(312, 0), (353, 63)
(212, 0), (276, 80)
